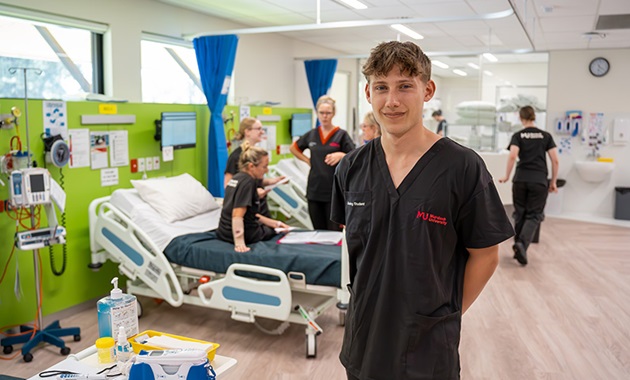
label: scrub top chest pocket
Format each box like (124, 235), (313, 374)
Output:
(344, 191), (371, 234)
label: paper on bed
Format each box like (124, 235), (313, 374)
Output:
(278, 231), (342, 245)
(143, 335), (214, 352)
(264, 177), (290, 191)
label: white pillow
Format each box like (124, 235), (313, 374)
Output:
(131, 173), (220, 223)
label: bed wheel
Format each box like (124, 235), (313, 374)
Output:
(338, 310), (346, 326)
(137, 299), (143, 318)
(306, 333), (317, 359)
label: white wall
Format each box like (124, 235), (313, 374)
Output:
(547, 49), (630, 219)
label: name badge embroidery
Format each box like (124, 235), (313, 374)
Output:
(416, 211), (448, 226)
(330, 142), (340, 147)
(347, 201), (366, 207)
(227, 179), (238, 187)
(308, 142), (317, 147)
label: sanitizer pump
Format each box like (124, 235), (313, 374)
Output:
(97, 277), (139, 338)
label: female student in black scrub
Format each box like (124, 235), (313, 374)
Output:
(217, 142), (289, 252)
(499, 105), (559, 265)
(331, 41), (514, 380)
(360, 111), (381, 144)
(224, 117), (285, 217)
(290, 95), (355, 231)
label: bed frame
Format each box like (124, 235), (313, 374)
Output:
(88, 195), (349, 358)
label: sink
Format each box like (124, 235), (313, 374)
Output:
(574, 160), (615, 183)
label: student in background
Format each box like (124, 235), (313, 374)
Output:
(218, 142), (289, 252)
(499, 105), (559, 266)
(224, 117), (285, 217)
(432, 109), (448, 136)
(331, 41), (514, 380)
(290, 95), (355, 231)
(360, 111), (381, 144)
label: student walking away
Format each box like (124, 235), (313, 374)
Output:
(432, 109), (448, 136)
(290, 95), (355, 231)
(218, 142), (289, 252)
(224, 117), (285, 217)
(499, 105), (559, 265)
(331, 41), (514, 380)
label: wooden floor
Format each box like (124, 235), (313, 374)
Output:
(3, 217), (630, 379)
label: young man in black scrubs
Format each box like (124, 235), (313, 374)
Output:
(331, 41), (514, 380)
(499, 105), (559, 265)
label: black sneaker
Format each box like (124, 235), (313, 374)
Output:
(513, 242), (527, 265)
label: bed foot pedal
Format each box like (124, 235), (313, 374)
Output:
(230, 309), (255, 323)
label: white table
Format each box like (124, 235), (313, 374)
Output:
(28, 346), (237, 380)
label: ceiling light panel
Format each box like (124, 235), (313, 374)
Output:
(432, 60), (449, 69)
(391, 24), (424, 39)
(336, 0), (368, 10)
(483, 53), (498, 62)
(453, 69), (468, 76)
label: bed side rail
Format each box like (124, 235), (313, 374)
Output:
(92, 201), (185, 307)
(198, 263), (292, 322)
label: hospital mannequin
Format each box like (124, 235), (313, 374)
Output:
(290, 95), (355, 231)
(360, 111), (381, 144)
(499, 106), (559, 265)
(331, 41), (514, 380)
(224, 117), (285, 217)
(217, 142), (289, 252)
(432, 109), (448, 136)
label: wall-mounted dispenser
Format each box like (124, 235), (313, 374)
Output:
(612, 118), (629, 145)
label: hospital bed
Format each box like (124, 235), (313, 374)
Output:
(266, 158), (312, 230)
(88, 188), (349, 358)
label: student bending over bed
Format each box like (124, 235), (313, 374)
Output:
(217, 142), (290, 252)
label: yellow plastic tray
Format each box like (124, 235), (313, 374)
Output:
(128, 330), (219, 362)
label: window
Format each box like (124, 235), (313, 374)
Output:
(0, 14), (103, 99)
(141, 39), (205, 104)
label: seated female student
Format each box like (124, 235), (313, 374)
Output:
(224, 117), (285, 217)
(217, 142), (290, 252)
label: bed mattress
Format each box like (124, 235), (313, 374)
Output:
(164, 231), (341, 288)
(109, 189), (221, 251)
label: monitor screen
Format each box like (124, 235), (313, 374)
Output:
(291, 113), (313, 137)
(161, 112), (197, 149)
(30, 174), (45, 192)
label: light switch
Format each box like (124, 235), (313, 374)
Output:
(146, 157), (153, 171)
(153, 156), (160, 170)
(137, 158), (145, 172)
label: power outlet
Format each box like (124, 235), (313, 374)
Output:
(146, 157), (153, 171)
(137, 157), (145, 172)
(153, 156), (160, 170)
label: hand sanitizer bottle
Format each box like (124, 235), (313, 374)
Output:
(97, 277), (139, 338)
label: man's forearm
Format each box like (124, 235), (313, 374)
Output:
(462, 246), (499, 314)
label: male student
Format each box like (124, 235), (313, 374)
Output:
(331, 41), (514, 379)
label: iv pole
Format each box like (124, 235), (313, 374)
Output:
(0, 67), (81, 362)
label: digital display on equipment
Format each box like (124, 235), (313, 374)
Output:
(30, 174), (45, 192)
(291, 113), (313, 137)
(161, 112), (197, 150)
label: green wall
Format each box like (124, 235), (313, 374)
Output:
(0, 98), (310, 328)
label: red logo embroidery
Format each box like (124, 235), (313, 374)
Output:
(329, 142), (340, 147)
(416, 211), (448, 226)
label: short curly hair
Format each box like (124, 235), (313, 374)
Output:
(362, 41), (432, 83)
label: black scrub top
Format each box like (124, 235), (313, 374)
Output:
(294, 127), (355, 202)
(437, 119), (448, 135)
(217, 172), (266, 244)
(331, 137), (514, 380)
(509, 127), (556, 185)
(225, 146), (269, 216)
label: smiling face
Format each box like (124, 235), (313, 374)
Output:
(366, 65), (435, 137)
(244, 120), (264, 144)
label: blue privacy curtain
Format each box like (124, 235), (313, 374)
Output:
(304, 59), (338, 110)
(194, 35), (239, 197)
